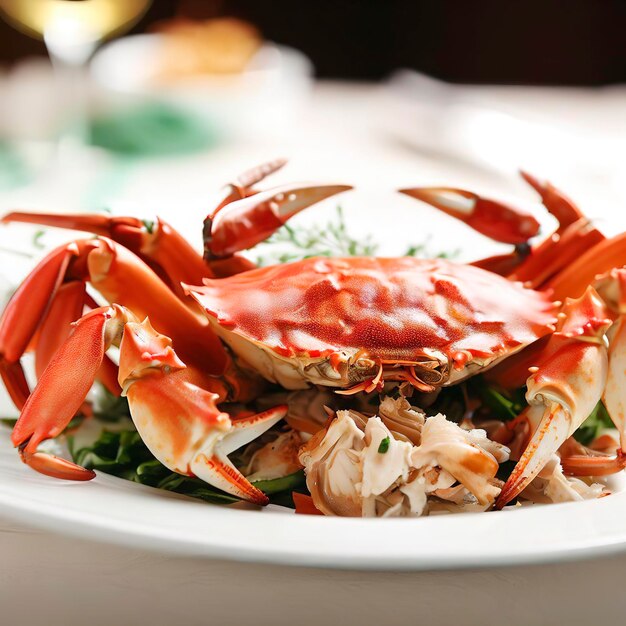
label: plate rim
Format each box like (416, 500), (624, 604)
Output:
(2, 453), (626, 572)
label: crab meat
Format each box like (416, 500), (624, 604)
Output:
(298, 400), (510, 517)
(520, 457), (608, 504)
(243, 429), (304, 482)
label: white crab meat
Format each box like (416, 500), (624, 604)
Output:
(299, 398), (510, 517)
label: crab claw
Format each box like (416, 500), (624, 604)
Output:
(519, 171), (583, 232)
(126, 369), (286, 504)
(204, 184), (353, 259)
(190, 407), (288, 503)
(399, 187), (540, 245)
(595, 269), (626, 453)
(2, 212), (137, 239)
(495, 288), (611, 509)
(230, 158), (288, 194)
(119, 319), (287, 504)
(125, 370), (287, 504)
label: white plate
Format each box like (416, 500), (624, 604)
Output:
(1, 430), (626, 571)
(2, 82), (626, 572)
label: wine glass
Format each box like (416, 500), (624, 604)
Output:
(0, 0), (153, 207)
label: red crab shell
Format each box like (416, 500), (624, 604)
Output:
(186, 257), (556, 385)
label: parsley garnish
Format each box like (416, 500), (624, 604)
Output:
(255, 206), (454, 266)
(33, 230), (46, 249)
(378, 436), (390, 454)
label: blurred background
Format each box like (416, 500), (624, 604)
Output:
(2, 0), (625, 84)
(0, 0), (625, 267)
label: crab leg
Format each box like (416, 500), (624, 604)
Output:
(471, 252), (530, 277)
(546, 233), (626, 300)
(33, 282), (85, 379)
(495, 287), (611, 509)
(72, 239), (225, 371)
(504, 172), (603, 288)
(0, 362), (29, 412)
(210, 157), (289, 216)
(34, 282), (122, 395)
(0, 244), (78, 407)
(2, 212), (211, 297)
(12, 306), (125, 480)
(508, 218), (604, 288)
(519, 170), (584, 233)
(0, 236), (236, 412)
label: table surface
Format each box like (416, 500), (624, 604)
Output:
(2, 77), (626, 624)
(1, 512), (625, 626)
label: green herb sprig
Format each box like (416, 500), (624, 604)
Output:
(255, 206), (456, 266)
(574, 401), (613, 445)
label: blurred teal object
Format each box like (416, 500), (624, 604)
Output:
(0, 141), (31, 190)
(89, 102), (219, 157)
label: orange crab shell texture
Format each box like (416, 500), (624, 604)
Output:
(187, 257), (556, 366)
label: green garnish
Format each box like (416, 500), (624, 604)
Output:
(67, 390), (307, 508)
(255, 206), (377, 266)
(470, 378), (526, 422)
(92, 388), (133, 423)
(33, 230), (46, 249)
(404, 239), (460, 260)
(574, 401), (613, 445)
(251, 470), (306, 495)
(378, 436), (390, 454)
(479, 386), (524, 421)
(141, 219), (155, 234)
(255, 206), (454, 266)
(69, 428), (241, 505)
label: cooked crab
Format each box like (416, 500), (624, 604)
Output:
(1, 162), (625, 515)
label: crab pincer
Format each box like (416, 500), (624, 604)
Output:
(204, 183), (353, 259)
(592, 269), (626, 453)
(202, 158), (352, 260)
(399, 186), (541, 245)
(519, 170), (584, 232)
(495, 287), (612, 508)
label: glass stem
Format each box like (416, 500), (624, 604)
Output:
(44, 30), (98, 155)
